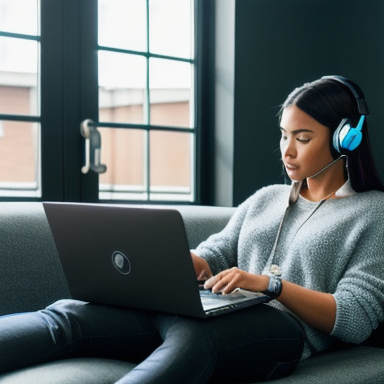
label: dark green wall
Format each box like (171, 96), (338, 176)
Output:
(212, 0), (384, 206)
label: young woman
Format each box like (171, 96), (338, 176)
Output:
(1, 76), (384, 383)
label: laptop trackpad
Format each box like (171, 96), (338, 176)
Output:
(200, 289), (266, 311)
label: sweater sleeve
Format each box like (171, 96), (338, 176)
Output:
(331, 214), (384, 344)
(193, 196), (253, 275)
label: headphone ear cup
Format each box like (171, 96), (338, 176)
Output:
(340, 125), (362, 151)
(333, 118), (349, 153)
(333, 115), (364, 152)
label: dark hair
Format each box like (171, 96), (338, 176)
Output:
(281, 77), (384, 193)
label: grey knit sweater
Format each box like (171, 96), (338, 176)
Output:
(195, 184), (384, 357)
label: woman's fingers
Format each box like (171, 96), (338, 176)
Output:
(204, 268), (242, 294)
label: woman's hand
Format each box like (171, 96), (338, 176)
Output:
(203, 267), (269, 295)
(190, 252), (213, 281)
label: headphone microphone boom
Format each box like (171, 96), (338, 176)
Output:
(288, 155), (346, 203)
(307, 155), (346, 179)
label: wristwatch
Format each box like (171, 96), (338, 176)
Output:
(263, 275), (283, 299)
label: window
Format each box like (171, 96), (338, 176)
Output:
(97, 0), (196, 202)
(0, 0), (200, 203)
(0, 0), (41, 198)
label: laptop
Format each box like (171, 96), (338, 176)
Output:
(43, 202), (270, 318)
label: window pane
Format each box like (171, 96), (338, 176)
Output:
(149, 0), (191, 59)
(99, 51), (147, 124)
(0, 120), (41, 197)
(149, 58), (192, 127)
(0, 37), (39, 115)
(0, 0), (39, 35)
(99, 127), (148, 200)
(150, 130), (192, 199)
(98, 0), (147, 52)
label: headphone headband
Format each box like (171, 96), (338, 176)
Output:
(321, 75), (369, 115)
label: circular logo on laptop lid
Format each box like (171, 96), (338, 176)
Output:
(112, 251), (131, 275)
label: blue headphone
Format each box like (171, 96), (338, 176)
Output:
(322, 75), (369, 153)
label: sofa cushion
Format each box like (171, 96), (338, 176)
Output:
(0, 203), (71, 316)
(0, 358), (136, 384)
(1, 347), (384, 384)
(258, 346), (384, 384)
(174, 205), (236, 249)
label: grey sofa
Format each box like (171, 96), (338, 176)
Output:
(1, 202), (384, 384)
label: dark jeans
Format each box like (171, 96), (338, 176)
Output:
(0, 300), (304, 383)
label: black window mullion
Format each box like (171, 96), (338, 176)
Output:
(41, 0), (99, 203)
(40, 0), (64, 201)
(195, 0), (214, 205)
(78, 0), (100, 203)
(61, 0), (99, 203)
(145, 0), (151, 200)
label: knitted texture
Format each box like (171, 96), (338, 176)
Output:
(194, 184), (384, 356)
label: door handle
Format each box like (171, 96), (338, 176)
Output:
(80, 119), (107, 174)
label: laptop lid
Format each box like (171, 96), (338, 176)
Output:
(43, 202), (269, 318)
